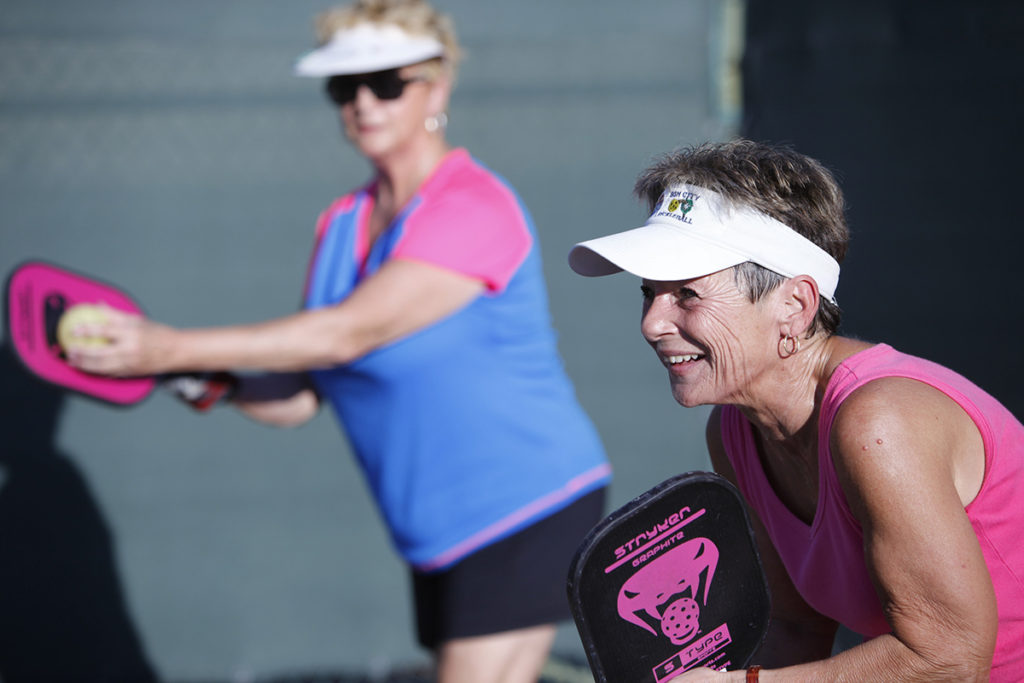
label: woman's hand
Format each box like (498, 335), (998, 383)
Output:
(64, 305), (179, 377)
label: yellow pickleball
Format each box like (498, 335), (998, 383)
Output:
(57, 303), (111, 350)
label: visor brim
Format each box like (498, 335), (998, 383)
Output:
(568, 223), (748, 281)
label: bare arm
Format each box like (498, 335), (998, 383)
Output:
(681, 384), (995, 682)
(673, 389), (994, 682)
(817, 378), (996, 680)
(66, 258), (485, 376)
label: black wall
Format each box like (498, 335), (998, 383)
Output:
(742, 0), (1024, 418)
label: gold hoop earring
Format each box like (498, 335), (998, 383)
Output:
(780, 334), (800, 358)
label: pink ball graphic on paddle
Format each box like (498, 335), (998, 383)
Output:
(616, 537), (719, 645)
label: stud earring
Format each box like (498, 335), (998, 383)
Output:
(425, 112), (448, 132)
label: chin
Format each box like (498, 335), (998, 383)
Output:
(354, 140), (391, 159)
(670, 387), (708, 409)
(347, 129), (392, 155)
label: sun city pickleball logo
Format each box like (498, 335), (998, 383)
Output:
(667, 198), (693, 215)
(655, 191), (698, 224)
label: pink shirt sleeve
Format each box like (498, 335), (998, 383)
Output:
(391, 178), (533, 293)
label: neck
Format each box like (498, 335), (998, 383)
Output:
(372, 134), (451, 210)
(737, 334), (838, 448)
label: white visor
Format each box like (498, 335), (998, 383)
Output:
(568, 184), (840, 303)
(294, 23), (445, 77)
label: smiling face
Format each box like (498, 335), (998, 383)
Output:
(640, 268), (782, 408)
(337, 62), (448, 162)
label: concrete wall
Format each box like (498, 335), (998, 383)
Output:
(0, 2), (732, 679)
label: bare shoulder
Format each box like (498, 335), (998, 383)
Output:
(831, 375), (984, 509)
(832, 376), (973, 451)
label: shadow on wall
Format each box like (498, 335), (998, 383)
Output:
(0, 344), (157, 682)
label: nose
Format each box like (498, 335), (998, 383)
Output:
(351, 83), (379, 108)
(641, 292), (676, 343)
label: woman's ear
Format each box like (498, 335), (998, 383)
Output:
(426, 73), (452, 119)
(779, 275), (820, 339)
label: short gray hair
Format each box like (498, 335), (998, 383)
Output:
(636, 139), (848, 337)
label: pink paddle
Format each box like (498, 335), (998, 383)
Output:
(5, 260), (156, 406)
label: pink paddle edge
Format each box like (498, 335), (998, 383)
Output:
(6, 261), (155, 405)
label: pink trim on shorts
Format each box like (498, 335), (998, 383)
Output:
(416, 462), (613, 571)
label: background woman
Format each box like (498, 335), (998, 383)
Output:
(569, 139), (1023, 681)
(68, 1), (611, 681)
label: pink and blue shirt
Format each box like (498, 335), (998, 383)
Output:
(721, 344), (1024, 679)
(304, 148), (611, 571)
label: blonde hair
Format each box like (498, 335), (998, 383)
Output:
(313, 0), (462, 79)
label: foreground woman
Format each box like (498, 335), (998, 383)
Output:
(569, 139), (1023, 681)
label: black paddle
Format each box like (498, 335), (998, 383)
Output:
(567, 471), (770, 681)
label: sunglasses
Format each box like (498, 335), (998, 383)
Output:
(325, 69), (427, 106)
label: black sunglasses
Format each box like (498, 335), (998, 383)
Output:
(325, 69), (426, 106)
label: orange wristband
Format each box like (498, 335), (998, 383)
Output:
(746, 665), (762, 682)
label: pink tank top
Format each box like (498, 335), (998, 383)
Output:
(721, 344), (1024, 679)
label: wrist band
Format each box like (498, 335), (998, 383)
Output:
(211, 371), (239, 403)
(746, 665), (762, 682)
(162, 371), (238, 412)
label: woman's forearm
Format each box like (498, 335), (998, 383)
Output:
(165, 309), (355, 373)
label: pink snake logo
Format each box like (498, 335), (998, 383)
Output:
(616, 537), (719, 644)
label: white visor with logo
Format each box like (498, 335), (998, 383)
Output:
(568, 184), (840, 303)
